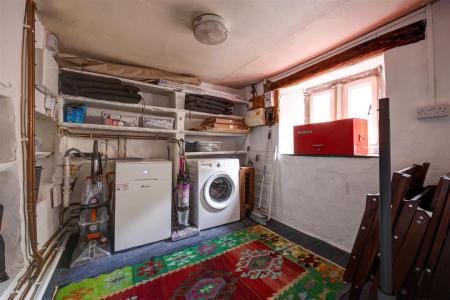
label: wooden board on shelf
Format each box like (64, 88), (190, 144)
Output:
(201, 123), (246, 131)
(203, 117), (245, 125)
(184, 110), (244, 120)
(195, 127), (250, 134)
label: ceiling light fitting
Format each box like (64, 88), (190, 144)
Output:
(193, 14), (228, 45)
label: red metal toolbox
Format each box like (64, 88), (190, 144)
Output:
(293, 118), (368, 156)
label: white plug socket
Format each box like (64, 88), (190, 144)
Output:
(416, 103), (449, 119)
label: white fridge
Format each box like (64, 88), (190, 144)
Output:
(114, 160), (172, 251)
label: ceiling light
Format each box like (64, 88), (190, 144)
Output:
(193, 14), (228, 45)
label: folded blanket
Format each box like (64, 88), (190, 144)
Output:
(61, 86), (142, 99)
(60, 71), (123, 85)
(185, 100), (231, 112)
(60, 76), (140, 93)
(185, 105), (232, 115)
(60, 71), (142, 103)
(185, 94), (233, 108)
(61, 87), (141, 104)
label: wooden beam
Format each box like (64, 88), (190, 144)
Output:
(270, 20), (426, 90)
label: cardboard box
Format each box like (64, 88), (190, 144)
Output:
(245, 108), (266, 127)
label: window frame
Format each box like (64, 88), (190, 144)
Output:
(343, 76), (379, 151)
(302, 66), (382, 152)
(306, 88), (336, 124)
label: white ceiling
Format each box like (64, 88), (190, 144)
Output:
(36, 0), (425, 88)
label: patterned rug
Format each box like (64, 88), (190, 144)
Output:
(55, 226), (346, 299)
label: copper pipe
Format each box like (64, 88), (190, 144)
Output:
(25, 0), (44, 269)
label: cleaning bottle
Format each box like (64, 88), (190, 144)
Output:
(176, 156), (190, 227)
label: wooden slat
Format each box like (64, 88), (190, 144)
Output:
(400, 176), (450, 299)
(343, 194), (379, 282)
(397, 162), (430, 199)
(429, 227), (450, 299)
(392, 210), (430, 292)
(369, 189), (431, 295)
(349, 207), (380, 299)
(391, 173), (413, 225)
(352, 172), (410, 298)
(413, 188), (450, 299)
(394, 188), (433, 259)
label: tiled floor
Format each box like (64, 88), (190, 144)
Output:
(43, 218), (351, 299)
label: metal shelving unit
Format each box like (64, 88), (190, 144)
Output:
(59, 122), (178, 137)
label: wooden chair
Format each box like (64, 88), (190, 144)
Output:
(345, 163), (431, 299)
(399, 176), (450, 299)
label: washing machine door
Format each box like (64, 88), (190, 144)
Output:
(203, 171), (236, 210)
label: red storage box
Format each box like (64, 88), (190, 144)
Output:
(293, 118), (368, 156)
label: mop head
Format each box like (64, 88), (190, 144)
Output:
(249, 210), (268, 225)
(171, 226), (199, 241)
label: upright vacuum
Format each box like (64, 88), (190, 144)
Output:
(171, 142), (199, 241)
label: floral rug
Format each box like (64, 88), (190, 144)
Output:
(55, 226), (345, 299)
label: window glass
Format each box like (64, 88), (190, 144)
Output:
(348, 82), (372, 119)
(347, 81), (376, 145)
(311, 91), (332, 123)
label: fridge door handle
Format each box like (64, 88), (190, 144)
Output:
(135, 178), (159, 182)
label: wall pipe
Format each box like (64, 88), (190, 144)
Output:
(63, 148), (89, 207)
(25, 0), (44, 270)
(378, 98), (394, 299)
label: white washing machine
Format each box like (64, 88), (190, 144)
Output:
(187, 158), (240, 230)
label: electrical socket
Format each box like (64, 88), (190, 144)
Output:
(416, 103), (449, 119)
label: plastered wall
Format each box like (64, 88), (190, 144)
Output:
(0, 0), (28, 296)
(246, 0), (450, 251)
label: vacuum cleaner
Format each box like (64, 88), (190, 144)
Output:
(171, 140), (199, 241)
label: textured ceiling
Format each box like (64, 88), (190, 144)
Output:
(36, 0), (425, 88)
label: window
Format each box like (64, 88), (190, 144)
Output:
(344, 77), (379, 147)
(279, 55), (384, 155)
(310, 90), (333, 123)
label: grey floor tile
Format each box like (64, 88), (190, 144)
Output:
(309, 241), (349, 264)
(336, 253), (350, 268)
(286, 232), (322, 250)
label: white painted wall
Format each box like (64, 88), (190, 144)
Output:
(245, 1), (450, 252)
(0, 0), (28, 297)
(386, 1), (450, 183)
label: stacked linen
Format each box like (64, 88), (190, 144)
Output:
(185, 94), (233, 115)
(60, 71), (142, 104)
